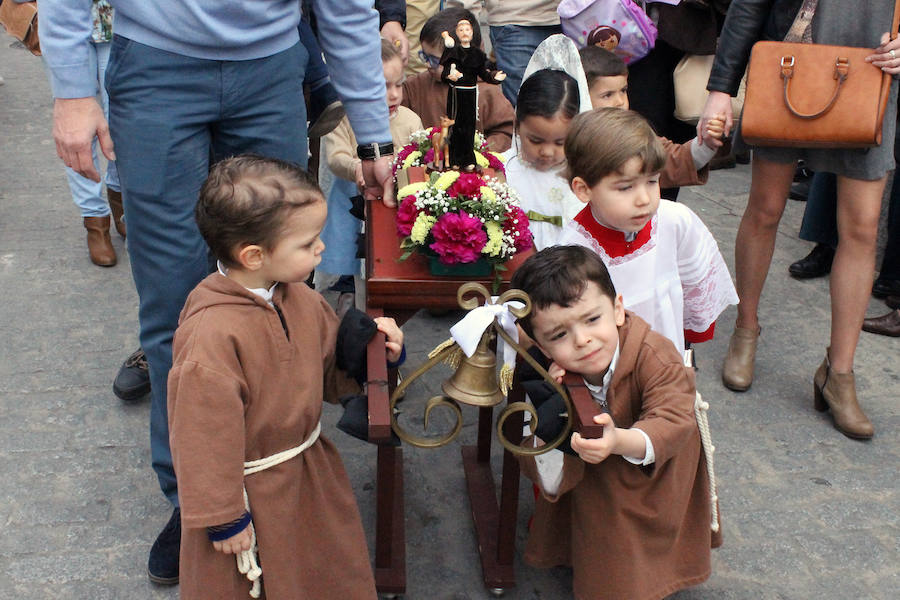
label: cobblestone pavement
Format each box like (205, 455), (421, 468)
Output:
(1, 38), (898, 600)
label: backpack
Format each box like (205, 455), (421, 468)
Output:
(558, 0), (658, 64)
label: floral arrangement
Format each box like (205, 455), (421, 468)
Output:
(392, 128), (506, 176)
(395, 170), (533, 267)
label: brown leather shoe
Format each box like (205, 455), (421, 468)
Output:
(862, 309), (900, 337)
(813, 350), (874, 439)
(107, 189), (126, 238)
(722, 326), (759, 392)
(84, 216), (117, 267)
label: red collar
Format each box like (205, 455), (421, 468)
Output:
(573, 206), (653, 259)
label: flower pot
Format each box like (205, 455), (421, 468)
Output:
(428, 255), (493, 277)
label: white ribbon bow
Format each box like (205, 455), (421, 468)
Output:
(449, 297), (524, 380)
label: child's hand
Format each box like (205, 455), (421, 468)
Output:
(570, 413), (618, 464)
(547, 361), (565, 383)
(212, 523), (253, 555)
(703, 113), (726, 149)
(374, 317), (404, 363)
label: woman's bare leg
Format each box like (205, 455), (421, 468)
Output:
(733, 157), (796, 330)
(829, 175), (886, 373)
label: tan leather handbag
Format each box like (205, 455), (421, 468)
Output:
(0, 0), (41, 56)
(741, 0), (899, 148)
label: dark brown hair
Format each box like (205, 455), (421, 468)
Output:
(511, 245), (617, 339)
(565, 108), (666, 187)
(195, 155), (323, 268)
(579, 46), (628, 86)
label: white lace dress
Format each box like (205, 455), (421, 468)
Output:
(558, 200), (738, 354)
(503, 147), (585, 250)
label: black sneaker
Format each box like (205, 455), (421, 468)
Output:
(148, 507), (180, 585)
(113, 348), (151, 402)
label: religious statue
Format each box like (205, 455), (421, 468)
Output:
(440, 19), (506, 170)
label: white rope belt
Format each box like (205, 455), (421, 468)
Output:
(694, 393), (720, 533)
(236, 421), (322, 598)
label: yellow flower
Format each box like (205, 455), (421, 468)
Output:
(396, 181), (428, 199)
(402, 150), (423, 169)
(474, 151), (489, 168)
(434, 170), (460, 190)
(410, 213), (437, 244)
(489, 151), (506, 164)
(479, 186), (496, 203)
(482, 221), (504, 257)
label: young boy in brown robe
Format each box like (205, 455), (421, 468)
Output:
(510, 245), (721, 600)
(578, 45), (725, 191)
(168, 155), (403, 599)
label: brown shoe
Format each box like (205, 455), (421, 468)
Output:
(813, 350), (874, 439)
(84, 216), (117, 267)
(722, 326), (759, 391)
(107, 189), (126, 239)
(862, 309), (900, 337)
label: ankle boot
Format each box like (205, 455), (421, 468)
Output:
(722, 326), (759, 391)
(107, 189), (126, 238)
(84, 216), (117, 267)
(813, 350), (874, 439)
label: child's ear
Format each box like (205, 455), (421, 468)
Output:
(613, 294), (626, 326)
(236, 244), (265, 271)
(570, 176), (592, 204)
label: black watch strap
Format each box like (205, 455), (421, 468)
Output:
(357, 141), (394, 161)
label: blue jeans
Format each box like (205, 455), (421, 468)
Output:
(61, 41), (120, 217)
(319, 177), (361, 277)
(799, 172), (838, 249)
(489, 24), (561, 106)
(105, 36), (308, 505)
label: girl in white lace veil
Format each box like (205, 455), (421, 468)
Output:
(503, 35), (593, 250)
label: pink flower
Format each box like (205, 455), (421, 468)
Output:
(505, 207), (534, 252)
(424, 148), (435, 163)
(429, 211), (487, 264)
(395, 195), (420, 236)
(486, 152), (505, 172)
(448, 172), (486, 198)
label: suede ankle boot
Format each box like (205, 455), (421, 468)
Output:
(107, 189), (126, 238)
(813, 349), (874, 439)
(84, 216), (116, 266)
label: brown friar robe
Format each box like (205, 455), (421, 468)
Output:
(520, 313), (722, 600)
(168, 274), (376, 600)
(659, 137), (710, 189)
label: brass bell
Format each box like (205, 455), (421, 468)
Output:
(441, 330), (504, 407)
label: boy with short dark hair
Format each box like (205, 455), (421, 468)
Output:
(511, 245), (721, 600)
(578, 46), (725, 189)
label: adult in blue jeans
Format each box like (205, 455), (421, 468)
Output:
(40, 0), (395, 586)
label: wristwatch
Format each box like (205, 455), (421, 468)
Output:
(357, 141), (394, 161)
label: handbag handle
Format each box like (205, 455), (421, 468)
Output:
(780, 55), (849, 119)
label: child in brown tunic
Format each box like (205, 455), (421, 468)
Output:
(510, 245), (721, 600)
(578, 46), (725, 190)
(168, 155), (403, 599)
